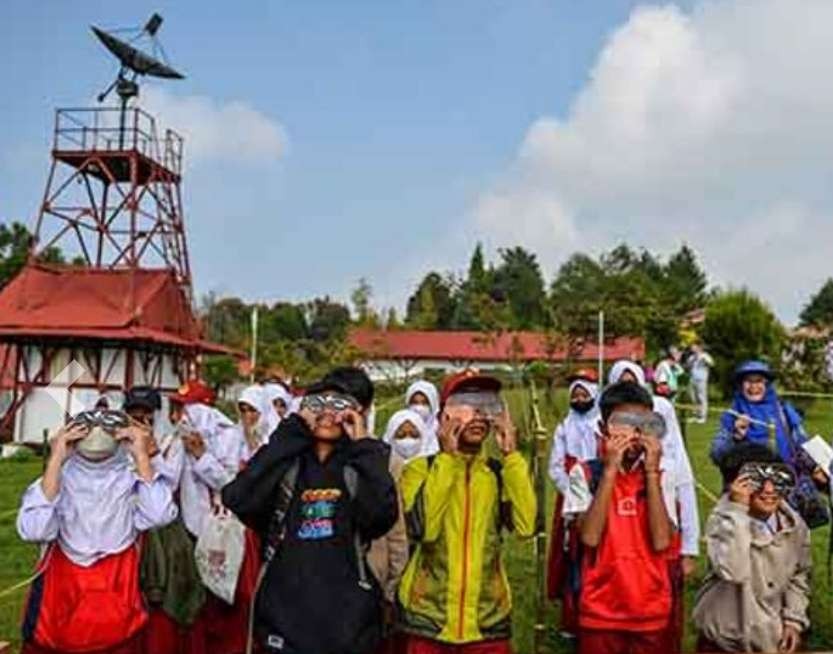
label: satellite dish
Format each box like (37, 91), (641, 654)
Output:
(92, 26), (184, 80)
(91, 14), (185, 147)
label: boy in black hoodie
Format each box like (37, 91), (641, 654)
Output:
(222, 372), (398, 654)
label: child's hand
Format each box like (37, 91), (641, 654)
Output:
(182, 432), (206, 459)
(733, 415), (750, 440)
(117, 423), (153, 460)
(50, 423), (88, 463)
(340, 409), (367, 441)
(779, 622), (801, 653)
(493, 413), (517, 456)
(603, 430), (633, 470)
(438, 413), (463, 454)
(729, 474), (754, 507)
(640, 434), (662, 471)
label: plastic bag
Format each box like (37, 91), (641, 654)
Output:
(194, 502), (245, 603)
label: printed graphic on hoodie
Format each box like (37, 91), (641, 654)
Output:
(298, 488), (342, 540)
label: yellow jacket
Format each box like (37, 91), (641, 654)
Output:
(397, 450), (536, 643)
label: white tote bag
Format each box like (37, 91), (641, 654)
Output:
(194, 498), (246, 604)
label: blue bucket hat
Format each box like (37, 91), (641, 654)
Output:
(733, 360), (775, 384)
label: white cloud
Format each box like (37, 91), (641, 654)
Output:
(140, 86), (287, 166)
(472, 0), (833, 323)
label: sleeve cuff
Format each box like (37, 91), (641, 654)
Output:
(29, 480), (60, 506)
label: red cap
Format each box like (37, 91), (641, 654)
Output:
(169, 379), (216, 406)
(440, 369), (502, 407)
(567, 368), (599, 384)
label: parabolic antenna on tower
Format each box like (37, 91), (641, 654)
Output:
(91, 25), (184, 80)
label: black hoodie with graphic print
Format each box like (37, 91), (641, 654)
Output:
(222, 414), (398, 654)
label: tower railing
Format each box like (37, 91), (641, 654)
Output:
(53, 107), (183, 176)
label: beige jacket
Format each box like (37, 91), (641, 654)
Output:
(367, 452), (409, 602)
(693, 495), (811, 652)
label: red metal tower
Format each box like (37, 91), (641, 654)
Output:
(31, 106), (192, 298)
(0, 16), (234, 442)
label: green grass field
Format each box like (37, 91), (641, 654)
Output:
(0, 392), (831, 652)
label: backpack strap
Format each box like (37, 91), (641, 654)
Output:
(263, 458), (301, 564)
(486, 457), (514, 533)
(343, 464), (373, 591)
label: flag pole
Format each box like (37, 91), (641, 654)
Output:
(250, 306), (259, 384)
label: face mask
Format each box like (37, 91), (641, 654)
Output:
(76, 426), (119, 461)
(393, 437), (421, 460)
(570, 400), (595, 415)
(410, 404), (432, 421)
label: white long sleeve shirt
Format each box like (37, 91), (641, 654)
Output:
(17, 453), (176, 566)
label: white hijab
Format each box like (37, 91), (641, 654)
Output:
(236, 385), (276, 456)
(263, 382), (295, 425)
(607, 359), (646, 387)
(562, 380), (600, 455)
(56, 448), (138, 566)
(405, 380), (440, 433)
(183, 403), (235, 440)
(382, 408), (435, 461)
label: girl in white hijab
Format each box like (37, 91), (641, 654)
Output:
(177, 403), (239, 538)
(237, 385), (274, 462)
(382, 409), (433, 462)
(17, 418), (176, 652)
(405, 380), (440, 454)
(548, 379), (600, 495)
(263, 382), (297, 436)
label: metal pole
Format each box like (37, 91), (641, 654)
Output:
(42, 428), (48, 472)
(250, 306), (259, 384)
(529, 382), (550, 654)
(597, 310), (604, 383)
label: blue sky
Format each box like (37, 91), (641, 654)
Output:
(3, 1), (832, 324)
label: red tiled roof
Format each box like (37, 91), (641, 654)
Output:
(349, 328), (645, 363)
(0, 263), (228, 354)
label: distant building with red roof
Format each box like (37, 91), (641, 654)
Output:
(349, 328), (645, 382)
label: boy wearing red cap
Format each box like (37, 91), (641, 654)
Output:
(397, 370), (536, 654)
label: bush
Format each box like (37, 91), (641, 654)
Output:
(700, 289), (785, 397)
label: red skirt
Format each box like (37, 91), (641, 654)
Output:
(199, 528), (261, 654)
(141, 609), (207, 654)
(23, 545), (146, 653)
(21, 632), (142, 654)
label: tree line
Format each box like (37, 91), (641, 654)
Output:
(3, 219), (833, 391)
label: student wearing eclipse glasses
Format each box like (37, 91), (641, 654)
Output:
(693, 443), (810, 653)
(396, 370), (536, 654)
(221, 371), (398, 654)
(562, 381), (675, 654)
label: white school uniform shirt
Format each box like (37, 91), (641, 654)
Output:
(606, 360), (701, 556)
(17, 449), (177, 567)
(548, 380), (600, 495)
(178, 403), (243, 537)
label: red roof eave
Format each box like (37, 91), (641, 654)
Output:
(0, 326), (232, 355)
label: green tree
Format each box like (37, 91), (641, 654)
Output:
(799, 279), (833, 327)
(203, 355), (240, 393)
(0, 220), (65, 288)
(406, 272), (455, 329)
(467, 243), (488, 292)
(493, 246), (547, 329)
(306, 297), (351, 342)
(700, 289), (786, 396)
(262, 302), (308, 342)
(661, 244), (708, 313)
(201, 294), (251, 348)
(351, 277), (375, 325)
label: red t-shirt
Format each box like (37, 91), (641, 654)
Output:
(579, 465), (671, 632)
